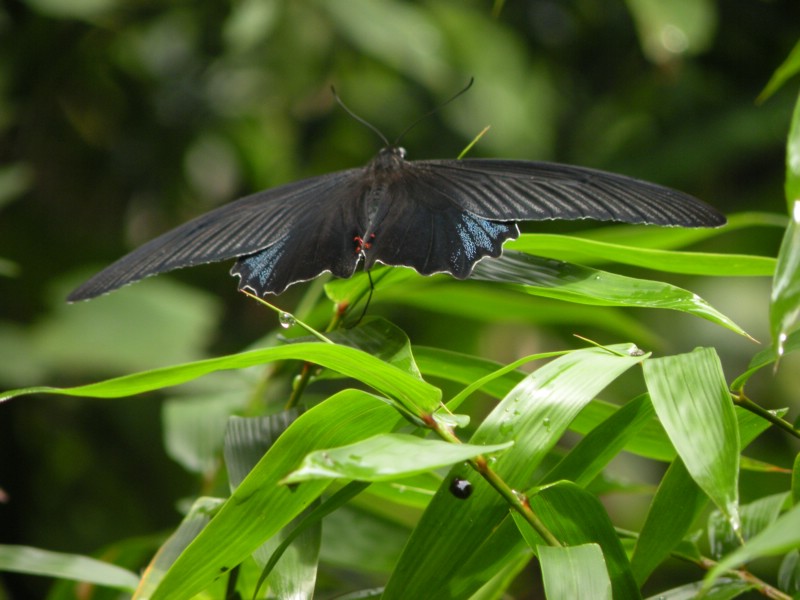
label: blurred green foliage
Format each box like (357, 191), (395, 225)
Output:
(1, 0), (799, 598)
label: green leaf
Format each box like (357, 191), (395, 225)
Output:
(630, 402), (778, 586)
(0, 544), (140, 592)
(578, 212), (787, 249)
(143, 390), (402, 600)
(630, 459), (707, 586)
(778, 549), (800, 595)
(643, 348), (740, 527)
(520, 482), (639, 599)
(793, 452), (800, 506)
(471, 251), (750, 337)
(708, 492), (789, 560)
(283, 434), (513, 483)
(648, 578), (755, 599)
(1, 341), (441, 417)
(542, 394), (655, 487)
(383, 345), (645, 599)
(785, 92), (800, 211)
(507, 234), (774, 275)
(538, 543), (612, 600)
(134, 497), (226, 598)
(731, 328), (800, 391)
(758, 39), (800, 102)
(315, 317), (422, 377)
(704, 503), (800, 590)
(770, 201), (800, 357)
(222, 411), (319, 598)
(385, 282), (657, 342)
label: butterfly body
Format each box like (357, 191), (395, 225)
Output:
(68, 145), (725, 301)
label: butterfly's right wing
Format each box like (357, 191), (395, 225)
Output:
(412, 159), (726, 227)
(68, 169), (369, 301)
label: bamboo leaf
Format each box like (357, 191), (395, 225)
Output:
(643, 348), (740, 527)
(538, 544), (612, 600)
(0, 544), (140, 592)
(471, 251), (750, 337)
(283, 434), (513, 483)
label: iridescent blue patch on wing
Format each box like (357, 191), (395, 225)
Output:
(452, 214), (511, 263)
(232, 239), (287, 289)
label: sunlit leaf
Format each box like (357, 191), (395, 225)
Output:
(538, 544), (612, 600)
(770, 201), (800, 357)
(731, 328), (800, 391)
(1, 341), (441, 418)
(631, 404), (779, 585)
(785, 92), (800, 210)
(579, 212), (787, 249)
(283, 434), (513, 483)
(507, 233), (774, 275)
(758, 39), (800, 102)
(643, 348), (740, 527)
(0, 544), (139, 592)
(471, 251), (749, 337)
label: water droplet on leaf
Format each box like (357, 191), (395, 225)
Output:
(279, 312), (296, 328)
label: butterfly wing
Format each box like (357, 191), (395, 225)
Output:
(408, 159), (726, 227)
(361, 168), (519, 278)
(68, 169), (368, 301)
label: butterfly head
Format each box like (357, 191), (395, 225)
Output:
(372, 146), (407, 173)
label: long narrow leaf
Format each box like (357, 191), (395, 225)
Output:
(507, 234), (774, 275)
(1, 342), (441, 417)
(630, 459), (707, 586)
(0, 545), (140, 592)
(770, 200), (800, 356)
(283, 434), (513, 483)
(643, 348), (740, 527)
(538, 543), (612, 600)
(471, 251), (749, 337)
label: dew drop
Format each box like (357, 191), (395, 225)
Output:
(279, 312), (296, 328)
(542, 417), (551, 431)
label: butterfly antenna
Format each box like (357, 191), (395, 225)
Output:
(394, 77), (475, 145)
(331, 86), (390, 146)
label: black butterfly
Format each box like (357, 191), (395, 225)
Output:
(67, 145), (725, 301)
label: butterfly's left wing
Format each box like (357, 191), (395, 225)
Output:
(68, 169), (369, 300)
(409, 159), (726, 227)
